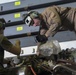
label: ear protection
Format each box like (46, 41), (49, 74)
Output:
(23, 11), (41, 26)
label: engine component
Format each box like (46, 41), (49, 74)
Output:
(4, 46), (76, 75)
(53, 64), (76, 75)
(37, 40), (61, 56)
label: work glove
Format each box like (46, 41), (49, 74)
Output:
(15, 39), (21, 55)
(36, 35), (48, 43)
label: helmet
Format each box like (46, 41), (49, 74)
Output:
(23, 11), (41, 26)
(0, 18), (6, 30)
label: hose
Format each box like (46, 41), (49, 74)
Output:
(29, 65), (37, 75)
(53, 64), (76, 74)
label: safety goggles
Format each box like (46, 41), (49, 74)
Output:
(25, 16), (40, 26)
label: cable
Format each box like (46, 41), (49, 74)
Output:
(29, 65), (37, 75)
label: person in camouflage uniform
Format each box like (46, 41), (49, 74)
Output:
(0, 18), (21, 75)
(23, 5), (76, 43)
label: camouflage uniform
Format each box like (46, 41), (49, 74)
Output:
(0, 35), (12, 75)
(0, 18), (21, 74)
(0, 35), (21, 75)
(40, 5), (76, 37)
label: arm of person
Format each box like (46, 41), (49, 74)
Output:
(0, 34), (21, 55)
(42, 6), (61, 37)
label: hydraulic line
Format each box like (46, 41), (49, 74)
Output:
(29, 65), (37, 75)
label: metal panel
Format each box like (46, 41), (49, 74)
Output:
(9, 36), (37, 47)
(0, 9), (45, 23)
(59, 2), (76, 7)
(1, 0), (76, 58)
(0, 0), (60, 11)
(0, 0), (17, 4)
(0, 0), (76, 47)
(0, 0), (76, 16)
(4, 40), (76, 58)
(0, 2), (76, 23)
(8, 31), (76, 48)
(4, 24), (39, 37)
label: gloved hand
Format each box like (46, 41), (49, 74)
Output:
(36, 35), (48, 43)
(15, 39), (21, 55)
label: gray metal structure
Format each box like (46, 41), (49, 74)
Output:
(0, 0), (76, 50)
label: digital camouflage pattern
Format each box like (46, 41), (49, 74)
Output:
(40, 5), (76, 37)
(0, 34), (13, 75)
(0, 34), (21, 74)
(0, 34), (13, 51)
(0, 18), (21, 74)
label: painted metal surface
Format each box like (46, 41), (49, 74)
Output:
(0, 0), (76, 58)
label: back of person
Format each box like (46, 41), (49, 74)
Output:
(42, 5), (76, 31)
(54, 5), (76, 31)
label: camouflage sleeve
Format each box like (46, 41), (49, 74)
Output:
(42, 6), (61, 37)
(0, 34), (13, 51)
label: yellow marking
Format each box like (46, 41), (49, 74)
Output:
(17, 26), (23, 31)
(14, 13), (20, 18)
(15, 1), (21, 6)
